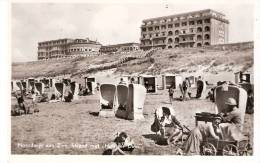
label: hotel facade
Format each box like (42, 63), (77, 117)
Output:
(37, 38), (101, 60)
(100, 43), (140, 54)
(140, 9), (229, 50)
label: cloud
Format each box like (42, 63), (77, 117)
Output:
(43, 18), (78, 38)
(90, 5), (139, 44)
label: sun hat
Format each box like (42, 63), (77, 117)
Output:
(225, 97), (237, 106)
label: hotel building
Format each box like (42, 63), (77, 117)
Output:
(140, 9), (229, 50)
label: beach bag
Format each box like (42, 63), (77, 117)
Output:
(151, 115), (160, 133)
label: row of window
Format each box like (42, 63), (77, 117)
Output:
(142, 19), (210, 32)
(143, 26), (210, 36)
(38, 48), (97, 56)
(68, 48), (94, 52)
(38, 46), (67, 51)
(101, 46), (139, 52)
(38, 51), (66, 56)
(142, 27), (210, 38)
(121, 47), (139, 51)
(166, 42), (210, 49)
(141, 34), (210, 45)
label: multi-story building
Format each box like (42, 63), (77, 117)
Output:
(100, 43), (140, 54)
(140, 9), (229, 50)
(37, 38), (101, 60)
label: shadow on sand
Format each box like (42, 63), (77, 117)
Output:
(89, 112), (99, 116)
(142, 134), (168, 146)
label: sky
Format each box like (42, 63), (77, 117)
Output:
(11, 0), (255, 62)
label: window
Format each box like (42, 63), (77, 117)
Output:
(168, 24), (173, 28)
(182, 22), (187, 26)
(148, 27), (153, 31)
(197, 35), (202, 40)
(204, 42), (210, 46)
(168, 31), (173, 36)
(204, 34), (210, 40)
(189, 21), (195, 25)
(161, 25), (166, 30)
(142, 27), (146, 32)
(175, 23), (180, 27)
(162, 32), (165, 36)
(197, 27), (202, 32)
(189, 28), (194, 33)
(175, 30), (179, 35)
(197, 20), (202, 24)
(175, 37), (179, 43)
(168, 38), (173, 44)
(205, 26), (210, 32)
(155, 26), (160, 30)
(204, 19), (210, 23)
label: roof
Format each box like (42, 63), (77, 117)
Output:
(38, 38), (101, 45)
(142, 9), (226, 22)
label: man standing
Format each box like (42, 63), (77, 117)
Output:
(182, 78), (190, 101)
(168, 84), (174, 104)
(196, 76), (204, 98)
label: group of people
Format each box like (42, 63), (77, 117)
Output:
(11, 90), (39, 116)
(168, 76), (205, 103)
(151, 96), (245, 155)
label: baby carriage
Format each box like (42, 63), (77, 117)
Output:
(200, 84), (251, 156)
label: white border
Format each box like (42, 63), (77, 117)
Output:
(2, 0), (259, 162)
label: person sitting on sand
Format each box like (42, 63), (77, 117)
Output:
(16, 91), (30, 114)
(103, 132), (135, 155)
(159, 107), (183, 145)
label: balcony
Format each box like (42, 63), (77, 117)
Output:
(153, 42), (166, 46)
(152, 35), (167, 39)
(140, 44), (153, 48)
(179, 32), (196, 36)
(179, 39), (195, 43)
(140, 37), (151, 41)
